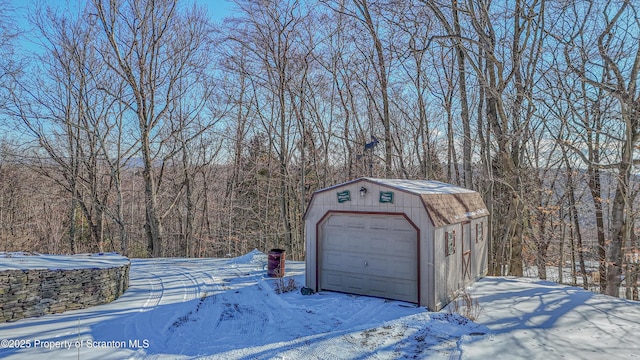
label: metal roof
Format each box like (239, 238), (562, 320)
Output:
(363, 178), (476, 195)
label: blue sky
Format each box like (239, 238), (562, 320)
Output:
(12, 0), (234, 31)
(203, 0), (234, 23)
(1, 0), (235, 136)
(8, 0), (234, 55)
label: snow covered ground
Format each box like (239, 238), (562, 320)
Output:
(0, 252), (129, 270)
(1, 250), (639, 359)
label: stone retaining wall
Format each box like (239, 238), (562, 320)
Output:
(0, 263), (130, 322)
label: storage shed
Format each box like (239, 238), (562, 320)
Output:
(303, 178), (489, 311)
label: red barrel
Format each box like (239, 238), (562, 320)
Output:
(267, 249), (286, 277)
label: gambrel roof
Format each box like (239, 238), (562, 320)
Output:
(306, 178), (488, 227)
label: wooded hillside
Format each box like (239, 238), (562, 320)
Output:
(0, 0), (638, 299)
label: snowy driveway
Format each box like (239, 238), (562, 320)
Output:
(1, 251), (639, 359)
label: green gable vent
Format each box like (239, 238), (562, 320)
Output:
(379, 191), (394, 203)
(337, 190), (351, 203)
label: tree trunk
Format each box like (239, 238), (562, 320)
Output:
(142, 137), (163, 257)
(353, 0), (392, 176)
(452, 0), (472, 188)
(606, 170), (630, 297)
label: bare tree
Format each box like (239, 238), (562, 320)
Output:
(314, 3), (365, 180)
(320, 0), (394, 176)
(6, 4), (121, 253)
(92, 0), (211, 257)
(541, 24), (614, 293)
(225, 0), (312, 254)
(559, 0), (640, 296)
(0, 0), (21, 112)
(391, 2), (443, 180)
(424, 0), (547, 276)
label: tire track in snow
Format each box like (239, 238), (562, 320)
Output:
(169, 270), (312, 355)
(194, 262), (219, 296)
(119, 259), (223, 354)
(128, 254), (308, 357)
(162, 259), (274, 353)
(133, 262), (164, 311)
(118, 261), (168, 344)
(174, 265), (200, 303)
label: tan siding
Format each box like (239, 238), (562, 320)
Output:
(461, 223), (473, 288)
(305, 178), (487, 310)
(419, 212), (435, 310)
(432, 226), (446, 309)
(410, 194), (422, 221)
(362, 183), (376, 207)
(470, 218), (488, 279)
(304, 220), (316, 290)
(433, 223), (466, 310)
(448, 224), (461, 304)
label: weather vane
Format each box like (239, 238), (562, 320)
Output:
(356, 135), (379, 177)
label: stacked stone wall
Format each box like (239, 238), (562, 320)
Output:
(0, 263), (129, 322)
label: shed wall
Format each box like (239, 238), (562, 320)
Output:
(432, 218), (488, 310)
(304, 178), (486, 311)
(470, 218), (488, 280)
(433, 224), (463, 310)
(420, 221), (435, 309)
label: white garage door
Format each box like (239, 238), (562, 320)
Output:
(319, 213), (418, 303)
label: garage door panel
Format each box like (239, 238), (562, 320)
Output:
(365, 255), (409, 275)
(327, 215), (365, 229)
(324, 231), (363, 253)
(323, 270), (366, 291)
(323, 235), (343, 251)
(369, 236), (389, 253)
(369, 220), (391, 231)
(322, 250), (345, 267)
(342, 274), (368, 292)
(370, 277), (416, 303)
(392, 221), (415, 231)
(391, 280), (417, 302)
(368, 217), (413, 231)
(370, 235), (413, 254)
(369, 278), (389, 297)
(323, 271), (344, 288)
(322, 252), (353, 272)
(320, 213), (418, 303)
(389, 260), (417, 280)
(322, 251), (367, 273)
(391, 237), (414, 256)
(324, 273), (417, 303)
(343, 256), (367, 273)
(326, 233), (386, 255)
(366, 255), (390, 276)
